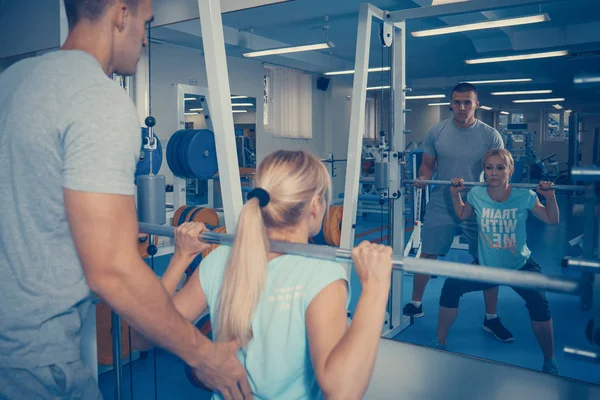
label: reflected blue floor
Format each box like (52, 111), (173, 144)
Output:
(99, 194), (599, 399)
(394, 193), (599, 385)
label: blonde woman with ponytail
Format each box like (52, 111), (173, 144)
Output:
(133, 150), (394, 400)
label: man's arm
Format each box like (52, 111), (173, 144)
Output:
(64, 190), (251, 399)
(418, 154), (436, 181)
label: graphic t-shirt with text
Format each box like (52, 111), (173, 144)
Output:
(467, 186), (537, 270)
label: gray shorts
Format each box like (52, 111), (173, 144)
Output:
(0, 359), (102, 400)
(421, 201), (478, 257)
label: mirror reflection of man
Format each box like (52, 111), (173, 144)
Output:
(404, 83), (513, 343)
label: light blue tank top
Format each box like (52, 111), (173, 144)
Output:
(199, 245), (349, 399)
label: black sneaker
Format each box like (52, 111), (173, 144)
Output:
(482, 317), (514, 342)
(403, 303), (424, 318)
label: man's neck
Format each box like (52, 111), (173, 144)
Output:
(453, 117), (476, 129)
(61, 23), (114, 76)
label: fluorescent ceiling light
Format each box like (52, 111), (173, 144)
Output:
(428, 102), (451, 106)
(406, 94), (446, 100)
(513, 98), (565, 103)
(232, 110), (248, 113)
(412, 14), (549, 37)
(552, 104), (563, 110)
(324, 67), (391, 76)
(500, 111), (510, 115)
(231, 103), (254, 106)
(242, 42), (334, 58)
(465, 50), (568, 65)
(367, 86), (390, 90)
(184, 97), (197, 101)
(463, 78), (532, 84)
(231, 96), (248, 99)
(574, 76), (600, 84)
(184, 112), (198, 115)
(491, 89), (552, 96)
(189, 108), (204, 111)
(479, 106), (492, 110)
(565, 109), (572, 113)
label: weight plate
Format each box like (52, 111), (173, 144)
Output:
(186, 129), (219, 180)
(167, 130), (185, 178)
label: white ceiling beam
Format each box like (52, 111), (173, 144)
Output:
(390, 0), (563, 23)
(151, 0), (293, 28)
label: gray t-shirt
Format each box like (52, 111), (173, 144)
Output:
(0, 50), (141, 368)
(422, 117), (504, 211)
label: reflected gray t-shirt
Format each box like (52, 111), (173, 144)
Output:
(422, 117), (504, 211)
(0, 50), (140, 368)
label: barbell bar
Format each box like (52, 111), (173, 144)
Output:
(404, 179), (585, 192)
(138, 222), (582, 295)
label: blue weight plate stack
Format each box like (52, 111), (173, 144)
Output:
(167, 129), (219, 179)
(135, 128), (163, 178)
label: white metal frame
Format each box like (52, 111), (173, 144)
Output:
(341, 3), (410, 338)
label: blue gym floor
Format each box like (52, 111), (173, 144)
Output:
(99, 194), (599, 399)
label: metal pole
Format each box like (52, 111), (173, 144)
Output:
(388, 19), (408, 335)
(404, 179), (585, 192)
(197, 0), (243, 232)
(339, 3), (377, 277)
(138, 222), (582, 295)
(111, 311), (124, 400)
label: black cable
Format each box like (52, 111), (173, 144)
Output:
(128, 326), (134, 400)
(147, 23), (152, 117)
(151, 254), (158, 400)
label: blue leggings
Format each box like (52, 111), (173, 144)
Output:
(439, 258), (552, 322)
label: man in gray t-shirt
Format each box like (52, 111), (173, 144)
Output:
(403, 83), (514, 343)
(0, 1), (251, 399)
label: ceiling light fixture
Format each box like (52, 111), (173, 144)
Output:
(231, 103), (254, 107)
(491, 89), (552, 96)
(574, 76), (600, 84)
(513, 98), (565, 103)
(479, 106), (492, 110)
(406, 94), (446, 100)
(242, 42), (334, 58)
(189, 108), (204, 111)
(324, 67), (391, 76)
(232, 110), (248, 113)
(412, 14), (549, 37)
(366, 86), (390, 91)
(231, 95), (249, 99)
(184, 97), (197, 101)
(463, 78), (532, 84)
(465, 50), (568, 65)
(552, 104), (563, 110)
(428, 102), (451, 106)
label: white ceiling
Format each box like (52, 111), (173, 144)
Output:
(151, 0), (600, 109)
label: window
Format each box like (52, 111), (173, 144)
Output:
(263, 65), (312, 139)
(511, 112), (524, 124)
(364, 97), (376, 140)
(497, 113), (509, 133)
(544, 110), (569, 141)
(496, 111), (524, 134)
(263, 74), (270, 127)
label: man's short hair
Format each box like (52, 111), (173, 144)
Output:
(64, 0), (139, 30)
(451, 82), (478, 99)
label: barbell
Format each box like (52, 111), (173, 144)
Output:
(404, 179), (585, 192)
(138, 222), (582, 296)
